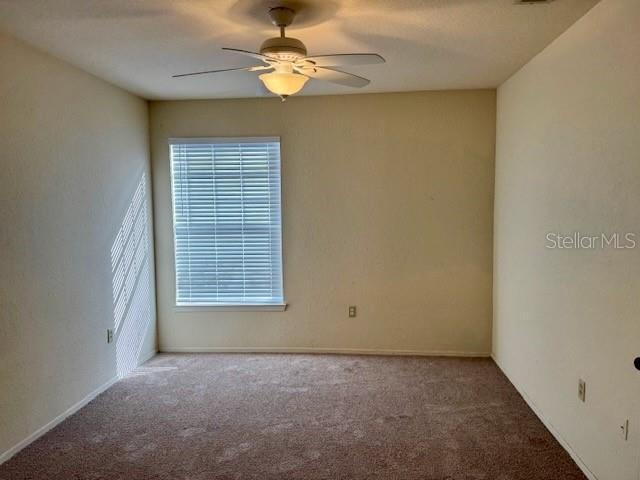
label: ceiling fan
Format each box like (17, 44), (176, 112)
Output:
(173, 6), (385, 100)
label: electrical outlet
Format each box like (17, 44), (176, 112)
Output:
(348, 306), (357, 318)
(620, 419), (629, 441)
(578, 379), (586, 402)
(107, 329), (114, 344)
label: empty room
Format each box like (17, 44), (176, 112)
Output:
(0, 0), (638, 478)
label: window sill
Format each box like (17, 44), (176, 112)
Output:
(174, 303), (288, 312)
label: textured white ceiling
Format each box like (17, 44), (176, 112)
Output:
(0, 0), (599, 100)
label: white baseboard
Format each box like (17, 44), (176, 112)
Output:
(1, 349), (158, 465)
(137, 348), (157, 365)
(491, 355), (598, 480)
(0, 375), (118, 465)
(160, 346), (491, 357)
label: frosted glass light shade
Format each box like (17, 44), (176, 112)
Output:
(259, 72), (309, 96)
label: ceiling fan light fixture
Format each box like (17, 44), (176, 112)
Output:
(259, 71), (308, 98)
(172, 5), (385, 98)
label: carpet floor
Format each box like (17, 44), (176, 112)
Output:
(0, 354), (586, 480)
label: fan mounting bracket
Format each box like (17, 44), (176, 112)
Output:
(269, 6), (296, 29)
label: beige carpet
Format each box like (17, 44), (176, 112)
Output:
(0, 354), (586, 479)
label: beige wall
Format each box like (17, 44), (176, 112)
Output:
(0, 34), (156, 459)
(493, 1), (640, 479)
(150, 90), (495, 354)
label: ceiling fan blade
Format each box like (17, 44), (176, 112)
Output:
(173, 65), (270, 78)
(297, 53), (385, 67)
(222, 47), (275, 63)
(299, 67), (370, 88)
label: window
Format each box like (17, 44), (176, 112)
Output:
(170, 138), (284, 308)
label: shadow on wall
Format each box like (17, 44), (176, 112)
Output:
(110, 174), (153, 378)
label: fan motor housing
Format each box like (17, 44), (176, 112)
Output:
(260, 36), (307, 61)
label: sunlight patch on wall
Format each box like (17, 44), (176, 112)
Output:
(111, 174), (153, 378)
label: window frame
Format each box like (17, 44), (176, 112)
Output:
(168, 137), (286, 312)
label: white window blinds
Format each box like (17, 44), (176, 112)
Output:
(170, 138), (284, 306)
